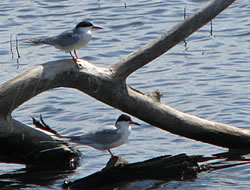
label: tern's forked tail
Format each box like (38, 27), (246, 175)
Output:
(25, 38), (51, 45)
(32, 115), (60, 137)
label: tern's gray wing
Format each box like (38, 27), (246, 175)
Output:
(30, 29), (79, 48)
(43, 29), (79, 47)
(69, 129), (122, 145)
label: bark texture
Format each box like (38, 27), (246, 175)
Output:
(64, 154), (199, 190)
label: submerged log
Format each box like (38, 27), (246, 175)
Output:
(64, 154), (199, 190)
(0, 116), (81, 169)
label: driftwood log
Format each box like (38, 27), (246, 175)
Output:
(64, 154), (199, 190)
(0, 117), (81, 168)
(0, 0), (248, 168)
(65, 150), (250, 190)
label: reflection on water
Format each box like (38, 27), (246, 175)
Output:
(0, 0), (250, 189)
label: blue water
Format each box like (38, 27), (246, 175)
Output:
(0, 0), (250, 189)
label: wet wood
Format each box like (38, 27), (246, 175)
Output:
(64, 154), (199, 189)
(0, 0), (244, 167)
(0, 116), (81, 169)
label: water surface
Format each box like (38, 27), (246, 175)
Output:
(0, 0), (250, 189)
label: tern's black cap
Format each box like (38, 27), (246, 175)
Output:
(75, 21), (93, 28)
(117, 114), (132, 122)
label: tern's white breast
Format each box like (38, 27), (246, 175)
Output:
(63, 28), (92, 52)
(108, 124), (131, 149)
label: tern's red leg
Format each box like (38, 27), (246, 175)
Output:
(69, 52), (75, 59)
(70, 50), (86, 69)
(69, 51), (80, 66)
(108, 149), (114, 157)
(74, 50), (79, 59)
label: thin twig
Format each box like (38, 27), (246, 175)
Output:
(210, 20), (213, 36)
(15, 36), (21, 58)
(184, 5), (186, 19)
(10, 34), (14, 59)
(183, 6), (187, 49)
(15, 36), (20, 69)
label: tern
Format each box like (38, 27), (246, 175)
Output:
(33, 114), (140, 157)
(29, 21), (102, 63)
(66, 114), (140, 157)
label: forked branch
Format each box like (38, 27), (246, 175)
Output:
(110, 0), (236, 80)
(1, 0), (247, 167)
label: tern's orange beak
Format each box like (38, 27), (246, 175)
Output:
(130, 121), (140, 126)
(92, 25), (102, 30)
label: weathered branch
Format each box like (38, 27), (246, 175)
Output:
(110, 0), (236, 80)
(1, 57), (250, 150)
(0, 0), (247, 167)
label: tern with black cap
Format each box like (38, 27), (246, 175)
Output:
(29, 21), (102, 65)
(33, 114), (139, 157)
(66, 114), (140, 157)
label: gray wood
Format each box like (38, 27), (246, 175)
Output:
(0, 0), (245, 167)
